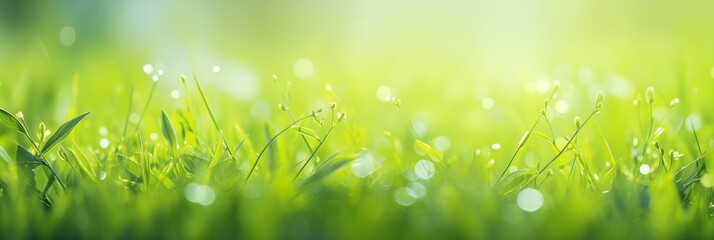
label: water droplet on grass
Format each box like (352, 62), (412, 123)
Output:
(433, 136), (451, 151)
(293, 58), (314, 80)
(152, 75), (159, 81)
(491, 143), (501, 150)
(212, 65), (221, 73)
(686, 114), (702, 132)
(481, 97), (494, 110)
(376, 86), (393, 102)
(150, 133), (158, 141)
(99, 171), (107, 180)
(143, 64), (154, 75)
(351, 152), (379, 178)
(414, 160), (435, 180)
(171, 90), (180, 99)
(99, 138), (109, 149)
(394, 187), (417, 206)
(99, 127), (108, 136)
(184, 183), (216, 206)
(639, 164), (651, 175)
(555, 100), (569, 113)
(413, 121), (427, 138)
(517, 188), (544, 212)
(129, 113), (140, 123)
(59, 26), (76, 46)
(535, 79), (551, 94)
(407, 182), (427, 199)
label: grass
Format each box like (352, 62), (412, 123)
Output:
(1, 72), (713, 240)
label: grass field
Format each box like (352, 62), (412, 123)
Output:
(2, 1), (714, 239)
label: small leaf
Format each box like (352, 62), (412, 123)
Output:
(41, 112), (90, 153)
(414, 140), (443, 162)
(0, 108), (26, 134)
(207, 137), (226, 170)
(299, 152), (362, 191)
(161, 110), (178, 150)
(497, 169), (536, 195)
(292, 126), (320, 140)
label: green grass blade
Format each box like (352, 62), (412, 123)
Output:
(41, 112), (90, 154)
(0, 108), (26, 134)
(161, 110), (178, 150)
(0, 146), (11, 164)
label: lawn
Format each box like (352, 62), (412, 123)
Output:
(1, 1), (714, 239)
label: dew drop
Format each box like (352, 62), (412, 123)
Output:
(414, 160), (435, 180)
(99, 127), (108, 136)
(59, 26), (76, 46)
(517, 188), (544, 212)
(99, 138), (110, 149)
(293, 58), (314, 80)
(433, 136), (451, 151)
(143, 64), (154, 75)
(481, 97), (494, 110)
(555, 100), (569, 113)
(351, 152), (379, 178)
(394, 187), (417, 206)
(639, 164), (651, 175)
(376, 86), (393, 102)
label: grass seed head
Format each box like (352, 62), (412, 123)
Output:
(596, 91), (604, 103)
(574, 116), (582, 129)
(670, 98), (680, 107)
(645, 87), (655, 104)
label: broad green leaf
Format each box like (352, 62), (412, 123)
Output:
(414, 140), (443, 162)
(0, 108), (26, 134)
(15, 146), (39, 191)
(15, 145), (42, 166)
(41, 112), (90, 153)
(18, 145), (67, 190)
(161, 110), (178, 150)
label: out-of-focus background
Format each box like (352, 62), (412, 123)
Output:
(2, 0), (714, 153)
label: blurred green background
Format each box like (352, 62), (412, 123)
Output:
(2, 0), (714, 137)
(2, 0), (714, 239)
